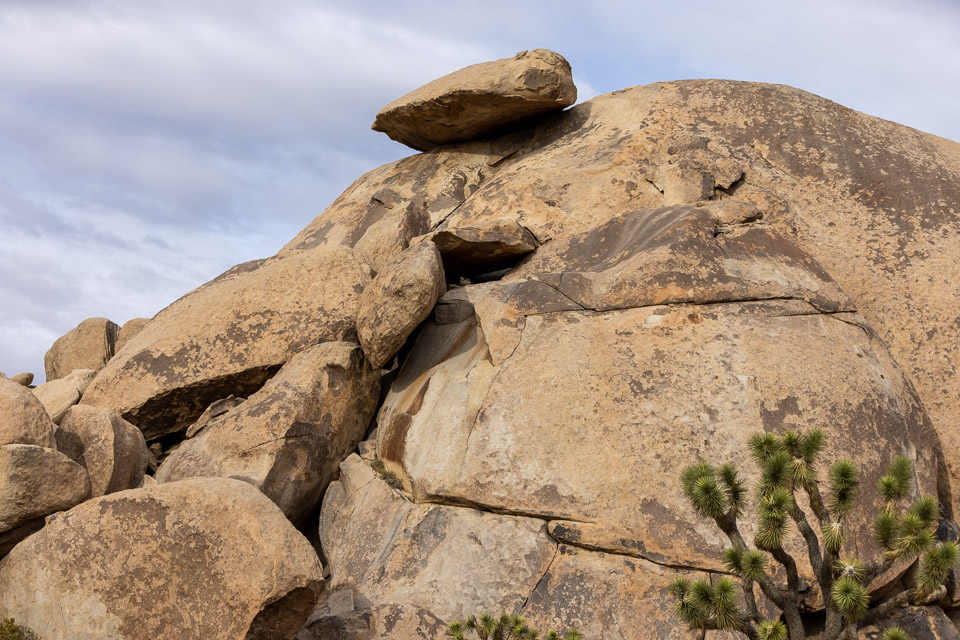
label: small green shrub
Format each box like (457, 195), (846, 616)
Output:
(0, 619), (40, 640)
(370, 457), (404, 490)
(446, 612), (582, 640)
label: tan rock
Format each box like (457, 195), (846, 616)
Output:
(56, 405), (150, 497)
(8, 373), (32, 386)
(280, 141), (515, 273)
(356, 242), (446, 369)
(0, 478), (323, 640)
(114, 317), (151, 354)
(857, 606), (959, 639)
(0, 377), (56, 447)
(378, 298), (939, 581)
(321, 455), (556, 622)
(373, 49), (576, 151)
(427, 219), (538, 279)
(156, 343), (378, 523)
(297, 601), (446, 640)
(431, 79), (960, 517)
(184, 394), (245, 439)
(32, 368), (97, 425)
(80, 247), (374, 440)
(44, 317), (119, 381)
(0, 444), (90, 556)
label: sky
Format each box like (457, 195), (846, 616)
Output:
(1, 0), (959, 382)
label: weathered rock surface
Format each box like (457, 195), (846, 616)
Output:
(372, 49), (576, 151)
(430, 79), (960, 517)
(156, 343), (378, 523)
(32, 368), (97, 424)
(356, 241), (446, 369)
(375, 207), (940, 581)
(856, 606), (960, 639)
(297, 600), (446, 640)
(57, 405), (150, 497)
(0, 478), (323, 640)
(0, 377), (56, 447)
(320, 454), (704, 639)
(8, 372), (32, 386)
(114, 317), (151, 354)
(44, 317), (119, 381)
(0, 444), (90, 556)
(428, 219), (538, 279)
(81, 247), (373, 439)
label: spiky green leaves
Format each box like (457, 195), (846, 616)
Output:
(828, 459), (859, 516)
(879, 628), (909, 640)
(917, 541), (960, 595)
(907, 496), (939, 526)
(447, 620), (466, 640)
(832, 575), (869, 621)
(821, 520), (846, 554)
(835, 556), (867, 581)
(879, 456), (913, 504)
(681, 462), (744, 521)
(670, 577), (745, 631)
(723, 547), (767, 582)
(874, 510), (899, 549)
(448, 612), (576, 640)
(756, 486), (792, 550)
(757, 620), (788, 640)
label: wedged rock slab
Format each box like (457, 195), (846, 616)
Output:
(0, 377), (56, 447)
(377, 300), (940, 581)
(156, 342), (379, 523)
(44, 316), (118, 381)
(57, 405), (150, 497)
(32, 368), (97, 425)
(372, 49), (576, 151)
(321, 455), (556, 622)
(0, 478), (323, 640)
(357, 241), (446, 369)
(426, 218), (538, 279)
(81, 247), (373, 439)
(0, 444), (90, 555)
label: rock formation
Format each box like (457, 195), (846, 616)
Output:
(44, 316), (119, 381)
(2, 49), (960, 639)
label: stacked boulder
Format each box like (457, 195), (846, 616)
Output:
(3, 48), (960, 639)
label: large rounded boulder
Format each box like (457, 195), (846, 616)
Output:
(0, 478), (323, 640)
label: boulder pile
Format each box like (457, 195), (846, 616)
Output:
(3, 49), (960, 639)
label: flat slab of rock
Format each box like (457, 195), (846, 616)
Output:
(0, 444), (90, 556)
(57, 405), (150, 497)
(0, 478), (323, 640)
(81, 247), (373, 439)
(44, 317), (118, 381)
(357, 242), (446, 369)
(372, 49), (576, 151)
(156, 342), (378, 523)
(427, 219), (538, 279)
(0, 377), (56, 447)
(32, 368), (97, 425)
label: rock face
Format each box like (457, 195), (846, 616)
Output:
(0, 377), (56, 448)
(32, 368), (97, 424)
(0, 444), (90, 556)
(372, 49), (576, 151)
(8, 372), (32, 386)
(114, 317), (151, 354)
(156, 343), (379, 523)
(44, 317), (119, 381)
(356, 241), (446, 369)
(0, 478), (323, 640)
(80, 247), (374, 439)
(56, 405), (150, 497)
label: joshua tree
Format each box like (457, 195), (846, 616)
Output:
(446, 612), (583, 640)
(671, 429), (958, 639)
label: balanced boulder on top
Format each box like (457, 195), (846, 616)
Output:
(372, 49), (576, 151)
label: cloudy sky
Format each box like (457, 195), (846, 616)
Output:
(1, 0), (958, 381)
